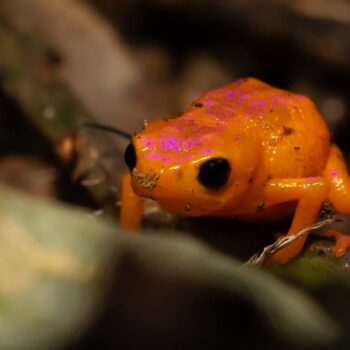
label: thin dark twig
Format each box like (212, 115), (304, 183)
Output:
(82, 122), (132, 139)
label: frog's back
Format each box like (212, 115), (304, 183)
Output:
(196, 78), (330, 178)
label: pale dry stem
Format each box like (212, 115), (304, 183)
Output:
(243, 218), (338, 268)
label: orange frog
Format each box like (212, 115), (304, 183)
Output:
(120, 78), (350, 263)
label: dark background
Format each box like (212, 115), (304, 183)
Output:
(1, 1), (350, 350)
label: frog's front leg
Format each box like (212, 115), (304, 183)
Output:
(263, 177), (328, 263)
(120, 173), (144, 230)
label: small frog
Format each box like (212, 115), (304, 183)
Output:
(120, 78), (350, 263)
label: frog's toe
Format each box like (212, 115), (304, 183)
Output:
(324, 229), (350, 257)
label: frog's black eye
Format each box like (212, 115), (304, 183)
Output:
(124, 142), (137, 171)
(197, 157), (231, 190)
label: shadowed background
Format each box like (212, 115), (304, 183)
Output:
(1, 1), (350, 349)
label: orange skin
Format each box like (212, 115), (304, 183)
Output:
(120, 78), (350, 263)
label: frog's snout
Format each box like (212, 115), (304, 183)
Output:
(132, 168), (159, 191)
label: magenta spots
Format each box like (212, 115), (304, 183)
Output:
(200, 148), (213, 155)
(249, 99), (265, 113)
(155, 129), (214, 154)
(201, 97), (215, 108)
(160, 135), (184, 152)
(147, 153), (171, 162)
(236, 91), (248, 99)
(150, 154), (160, 159)
(186, 140), (193, 148)
(331, 170), (338, 177)
(140, 137), (153, 148)
(224, 90), (234, 101)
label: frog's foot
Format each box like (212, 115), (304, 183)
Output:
(324, 229), (350, 257)
(271, 234), (307, 264)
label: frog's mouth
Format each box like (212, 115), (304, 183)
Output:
(130, 167), (232, 217)
(132, 168), (159, 191)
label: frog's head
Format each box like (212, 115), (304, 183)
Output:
(125, 114), (261, 216)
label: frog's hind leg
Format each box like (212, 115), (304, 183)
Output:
(323, 144), (350, 256)
(263, 177), (328, 263)
(325, 144), (350, 213)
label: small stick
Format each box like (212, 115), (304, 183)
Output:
(82, 122), (132, 139)
(243, 218), (338, 268)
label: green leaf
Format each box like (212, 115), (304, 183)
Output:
(0, 185), (339, 349)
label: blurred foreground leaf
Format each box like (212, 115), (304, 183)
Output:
(0, 185), (340, 350)
(0, 185), (119, 350)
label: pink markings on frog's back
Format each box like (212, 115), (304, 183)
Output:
(145, 139), (153, 147)
(201, 148), (213, 155)
(150, 153), (170, 162)
(331, 170), (338, 177)
(224, 90), (234, 101)
(248, 99), (266, 114)
(160, 135), (184, 152)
